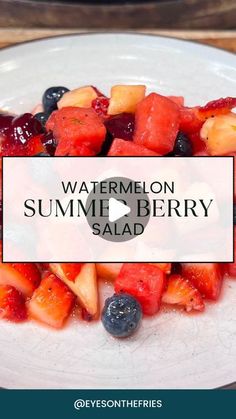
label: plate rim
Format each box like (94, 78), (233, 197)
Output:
(0, 30), (235, 60)
(0, 31), (235, 390)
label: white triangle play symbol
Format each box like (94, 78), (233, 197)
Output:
(108, 198), (131, 223)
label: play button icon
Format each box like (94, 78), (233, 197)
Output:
(108, 198), (131, 223)
(85, 176), (150, 243)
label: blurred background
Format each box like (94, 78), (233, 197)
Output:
(1, 0), (236, 29)
(0, 0), (235, 51)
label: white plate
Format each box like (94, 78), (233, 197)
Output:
(0, 33), (236, 389)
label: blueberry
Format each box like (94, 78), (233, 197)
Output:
(168, 132), (193, 157)
(234, 204), (236, 225)
(34, 112), (49, 128)
(171, 262), (182, 275)
(34, 152), (50, 157)
(42, 86), (69, 115)
(101, 293), (142, 338)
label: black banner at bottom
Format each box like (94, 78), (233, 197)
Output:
(0, 389), (235, 419)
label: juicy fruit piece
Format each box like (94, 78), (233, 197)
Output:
(201, 114), (236, 155)
(49, 263), (83, 282)
(41, 131), (57, 156)
(50, 263), (99, 318)
(181, 263), (223, 300)
(0, 113), (14, 135)
(0, 113), (46, 156)
(0, 262), (41, 297)
(108, 85), (146, 115)
(1, 134), (46, 157)
(152, 263), (171, 274)
(134, 93), (180, 154)
(226, 233), (236, 277)
(227, 264), (236, 277)
(92, 96), (109, 117)
(105, 113), (135, 141)
(115, 263), (165, 315)
(96, 263), (122, 281)
(168, 131), (193, 156)
(7, 113), (43, 143)
(43, 86), (69, 114)
(189, 131), (207, 154)
(162, 274), (205, 312)
(46, 107), (106, 154)
(0, 285), (27, 322)
(102, 293), (142, 338)
(198, 97), (236, 120)
(200, 117), (215, 140)
(179, 106), (203, 135)
(55, 143), (95, 157)
(28, 273), (74, 328)
(58, 86), (98, 109)
(227, 255), (236, 277)
(24, 134), (45, 156)
(108, 138), (159, 156)
(168, 96), (184, 106)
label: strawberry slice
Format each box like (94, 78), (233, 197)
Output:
(162, 274), (205, 312)
(115, 263), (166, 315)
(181, 263), (223, 300)
(198, 97), (236, 120)
(0, 285), (27, 322)
(0, 262), (41, 297)
(28, 273), (74, 328)
(49, 263), (83, 282)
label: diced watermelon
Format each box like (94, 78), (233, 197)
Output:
(168, 96), (184, 107)
(115, 263), (166, 315)
(134, 93), (180, 154)
(108, 138), (160, 156)
(181, 263), (223, 300)
(46, 106), (106, 154)
(55, 143), (96, 156)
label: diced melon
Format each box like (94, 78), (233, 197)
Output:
(108, 85), (146, 115)
(58, 86), (98, 109)
(96, 263), (122, 281)
(204, 113), (236, 155)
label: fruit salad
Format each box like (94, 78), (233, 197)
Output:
(0, 84), (236, 337)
